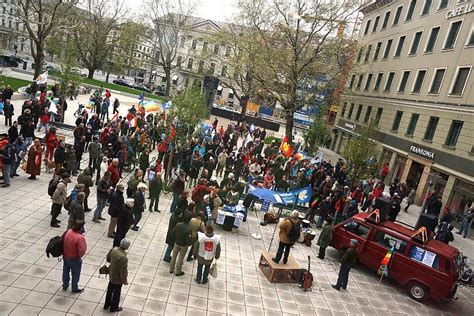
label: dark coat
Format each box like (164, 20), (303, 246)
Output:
(166, 213), (181, 245)
(109, 190), (125, 217)
(172, 222), (192, 247)
(54, 147), (66, 164)
(133, 191), (145, 213)
(8, 126), (18, 143)
(317, 224), (333, 248)
(116, 205), (135, 235)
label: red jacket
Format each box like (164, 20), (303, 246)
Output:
(45, 132), (58, 149)
(39, 113), (50, 124)
(157, 141), (169, 153)
(372, 187), (383, 199)
(108, 164), (120, 185)
(63, 229), (87, 260)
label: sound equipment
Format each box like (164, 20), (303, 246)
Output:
(416, 213), (438, 233)
(373, 197), (391, 221)
(223, 215), (235, 231)
(301, 255), (313, 291)
(203, 76), (219, 90)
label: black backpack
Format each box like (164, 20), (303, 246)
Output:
(46, 231), (67, 258)
(48, 177), (60, 197)
(288, 219), (301, 244)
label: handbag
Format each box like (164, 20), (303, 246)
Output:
(209, 262), (218, 278)
(99, 264), (110, 277)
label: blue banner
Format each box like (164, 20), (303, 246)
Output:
(277, 186), (312, 205)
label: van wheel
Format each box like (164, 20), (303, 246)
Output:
(407, 282), (429, 302)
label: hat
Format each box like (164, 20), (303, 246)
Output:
(126, 198), (134, 207)
(291, 210), (300, 219)
(137, 183), (148, 190)
(74, 183), (85, 189)
(228, 173), (234, 179)
(120, 238), (131, 250)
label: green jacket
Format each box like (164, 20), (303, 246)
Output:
(77, 167), (94, 197)
(107, 247), (128, 285)
(317, 223), (333, 248)
(149, 177), (163, 196)
(88, 142), (101, 159)
(172, 222), (192, 247)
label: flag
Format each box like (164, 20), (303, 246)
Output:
(378, 242), (397, 277)
(35, 72), (48, 84)
(279, 137), (293, 158)
(130, 116), (138, 128)
(138, 93), (144, 105)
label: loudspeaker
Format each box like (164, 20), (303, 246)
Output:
(203, 76), (219, 90)
(416, 213), (438, 233)
(373, 197), (391, 221)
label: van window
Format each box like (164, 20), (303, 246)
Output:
(343, 220), (371, 239)
(409, 245), (439, 270)
(374, 231), (407, 253)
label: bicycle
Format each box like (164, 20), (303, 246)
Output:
(73, 103), (85, 118)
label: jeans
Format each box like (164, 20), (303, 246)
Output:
(38, 122), (49, 133)
(170, 245), (188, 274)
(4, 115), (12, 126)
(2, 164), (12, 185)
(94, 199), (107, 220)
(149, 194), (160, 211)
(163, 244), (174, 262)
(170, 193), (179, 213)
(11, 160), (21, 176)
(196, 263), (211, 283)
(335, 263), (352, 289)
(316, 214), (325, 228)
(104, 282), (122, 311)
(460, 218), (472, 238)
(62, 258), (82, 291)
(274, 242), (291, 263)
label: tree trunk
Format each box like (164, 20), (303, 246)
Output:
(165, 69), (171, 97)
(240, 95), (249, 118)
(33, 51), (44, 80)
(87, 68), (95, 79)
(285, 109), (295, 144)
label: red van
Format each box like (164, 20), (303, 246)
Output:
(330, 213), (463, 302)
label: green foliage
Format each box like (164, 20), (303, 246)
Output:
(303, 108), (331, 154)
(55, 40), (83, 99)
(0, 75), (31, 91)
(341, 121), (380, 184)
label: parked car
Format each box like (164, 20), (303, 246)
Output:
(132, 83), (151, 93)
(31, 62), (57, 73)
(330, 212), (463, 302)
(112, 79), (131, 87)
(0, 59), (8, 67)
(9, 55), (24, 64)
(71, 67), (87, 77)
(0, 55), (19, 67)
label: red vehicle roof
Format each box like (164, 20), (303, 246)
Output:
(351, 213), (459, 258)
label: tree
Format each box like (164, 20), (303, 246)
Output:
(237, 0), (359, 143)
(342, 121), (380, 184)
(14, 0), (78, 79)
(145, 0), (198, 97)
(303, 106), (331, 154)
(55, 39), (82, 99)
(71, 0), (125, 79)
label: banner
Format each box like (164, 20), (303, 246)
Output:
(277, 186), (312, 205)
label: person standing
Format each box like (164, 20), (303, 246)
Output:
(457, 206), (474, 238)
(193, 225), (221, 284)
(54, 141), (66, 173)
(93, 171), (112, 223)
(3, 99), (14, 127)
(11, 136), (27, 177)
(169, 216), (192, 276)
(272, 211), (300, 264)
(51, 173), (71, 227)
(112, 98), (120, 114)
(108, 158), (120, 187)
(170, 171), (186, 213)
(148, 172), (163, 212)
(104, 238), (130, 312)
(131, 183), (147, 231)
(108, 183), (125, 238)
(113, 199), (135, 247)
(77, 167), (94, 212)
(332, 239), (359, 291)
(62, 220), (87, 293)
(187, 212), (205, 261)
(1, 141), (16, 187)
(404, 189), (415, 212)
(68, 192), (85, 229)
(163, 209), (183, 262)
(88, 137), (101, 172)
(8, 121), (18, 144)
(317, 217), (333, 260)
(26, 138), (42, 179)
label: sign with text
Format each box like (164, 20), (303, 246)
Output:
(447, 0), (474, 18)
(409, 145), (435, 160)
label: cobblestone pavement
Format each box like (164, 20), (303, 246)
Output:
(0, 99), (473, 315)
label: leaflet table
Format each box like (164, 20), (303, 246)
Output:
(259, 251), (303, 283)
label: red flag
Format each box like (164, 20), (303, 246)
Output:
(167, 125), (175, 141)
(279, 137), (293, 158)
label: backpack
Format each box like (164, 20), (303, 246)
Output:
(63, 195), (72, 211)
(46, 231), (67, 258)
(48, 177), (60, 197)
(288, 219), (301, 244)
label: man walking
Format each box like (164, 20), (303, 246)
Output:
(131, 183), (147, 231)
(332, 239), (359, 290)
(93, 171), (112, 223)
(317, 217), (334, 260)
(169, 216), (192, 276)
(113, 199), (135, 247)
(108, 183), (125, 238)
(170, 171), (186, 213)
(272, 211), (300, 264)
(104, 238), (130, 312)
(62, 220), (87, 293)
(51, 173), (71, 227)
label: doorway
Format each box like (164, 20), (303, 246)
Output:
(406, 161), (424, 191)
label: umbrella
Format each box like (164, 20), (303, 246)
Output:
(248, 188), (284, 204)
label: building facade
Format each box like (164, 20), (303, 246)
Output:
(0, 0), (29, 55)
(332, 0), (473, 212)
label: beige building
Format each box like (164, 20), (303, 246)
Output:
(332, 0), (474, 211)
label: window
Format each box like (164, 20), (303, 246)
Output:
(221, 65), (227, 77)
(398, 71), (411, 92)
(438, 0), (449, 10)
(409, 246), (439, 269)
(364, 106), (373, 123)
(187, 58), (193, 70)
(450, 67), (471, 95)
(356, 74), (364, 90)
(180, 37), (186, 48)
(349, 74), (356, 88)
(382, 11), (391, 29)
(348, 103), (355, 118)
(394, 36), (406, 57)
(375, 108), (383, 126)
(176, 56), (182, 66)
(374, 231), (407, 253)
(384, 72), (395, 91)
(444, 21), (462, 49)
(406, 113), (419, 135)
(425, 26), (440, 52)
(191, 39), (197, 49)
(343, 220), (371, 239)
(412, 70), (426, 93)
(341, 102), (347, 117)
(364, 20), (371, 35)
(392, 111), (403, 132)
(374, 73), (383, 91)
(383, 39), (393, 59)
(429, 68), (446, 94)
(364, 74), (373, 90)
(203, 41), (208, 52)
(409, 31), (423, 55)
(406, 0), (417, 21)
(209, 63), (215, 75)
(424, 116), (439, 141)
(468, 30), (474, 46)
(445, 120), (463, 147)
(364, 45), (372, 62)
(421, 0), (432, 15)
(393, 6), (403, 25)
(198, 61), (204, 73)
(372, 16), (380, 32)
(225, 46), (231, 57)
(356, 48), (363, 62)
(374, 42), (382, 60)
(213, 44), (219, 54)
(355, 105), (363, 121)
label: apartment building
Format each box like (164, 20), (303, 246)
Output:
(0, 0), (29, 55)
(332, 0), (473, 210)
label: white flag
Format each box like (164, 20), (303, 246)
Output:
(36, 72), (48, 84)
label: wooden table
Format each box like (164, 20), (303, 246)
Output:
(259, 251), (303, 283)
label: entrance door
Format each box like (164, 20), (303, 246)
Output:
(406, 161), (424, 190)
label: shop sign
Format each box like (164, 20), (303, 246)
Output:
(447, 1), (474, 19)
(344, 122), (356, 130)
(410, 145), (435, 160)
